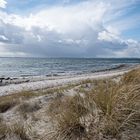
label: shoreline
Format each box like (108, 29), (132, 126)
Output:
(0, 64), (139, 97)
(0, 64), (135, 86)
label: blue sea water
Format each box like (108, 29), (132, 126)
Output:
(0, 57), (140, 77)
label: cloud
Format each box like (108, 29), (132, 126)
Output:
(0, 1), (107, 31)
(98, 30), (140, 57)
(0, 35), (8, 41)
(0, 0), (7, 8)
(98, 31), (121, 43)
(0, 0), (139, 57)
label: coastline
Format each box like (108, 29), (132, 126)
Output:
(0, 64), (140, 140)
(0, 64), (139, 96)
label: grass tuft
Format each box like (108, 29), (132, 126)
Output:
(0, 122), (30, 140)
(17, 102), (41, 118)
(46, 68), (140, 139)
(121, 68), (140, 84)
(46, 95), (88, 140)
(0, 100), (18, 113)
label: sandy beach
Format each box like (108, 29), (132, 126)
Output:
(0, 64), (140, 140)
(0, 64), (138, 96)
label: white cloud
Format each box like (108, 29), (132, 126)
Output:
(98, 30), (140, 58)
(113, 42), (140, 58)
(0, 0), (7, 8)
(98, 31), (121, 43)
(0, 1), (107, 32)
(0, 0), (139, 57)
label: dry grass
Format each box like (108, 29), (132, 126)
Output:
(0, 91), (41, 113)
(121, 68), (140, 84)
(18, 102), (41, 113)
(86, 76), (140, 139)
(0, 122), (30, 140)
(0, 91), (39, 114)
(0, 84), (78, 108)
(46, 68), (140, 140)
(0, 122), (7, 139)
(8, 123), (31, 140)
(17, 101), (41, 119)
(0, 99), (18, 113)
(0, 115), (3, 123)
(0, 88), (62, 114)
(46, 95), (88, 140)
(48, 94), (88, 117)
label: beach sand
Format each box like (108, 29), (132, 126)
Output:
(0, 64), (138, 96)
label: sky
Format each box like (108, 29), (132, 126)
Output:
(0, 0), (140, 58)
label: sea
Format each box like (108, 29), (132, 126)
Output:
(0, 57), (140, 78)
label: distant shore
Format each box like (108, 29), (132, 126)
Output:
(0, 64), (139, 96)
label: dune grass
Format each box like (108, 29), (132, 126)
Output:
(121, 68), (140, 84)
(0, 99), (18, 113)
(0, 82), (83, 112)
(17, 101), (41, 120)
(0, 91), (40, 114)
(0, 86), (66, 114)
(0, 122), (30, 140)
(46, 95), (88, 140)
(46, 68), (140, 140)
